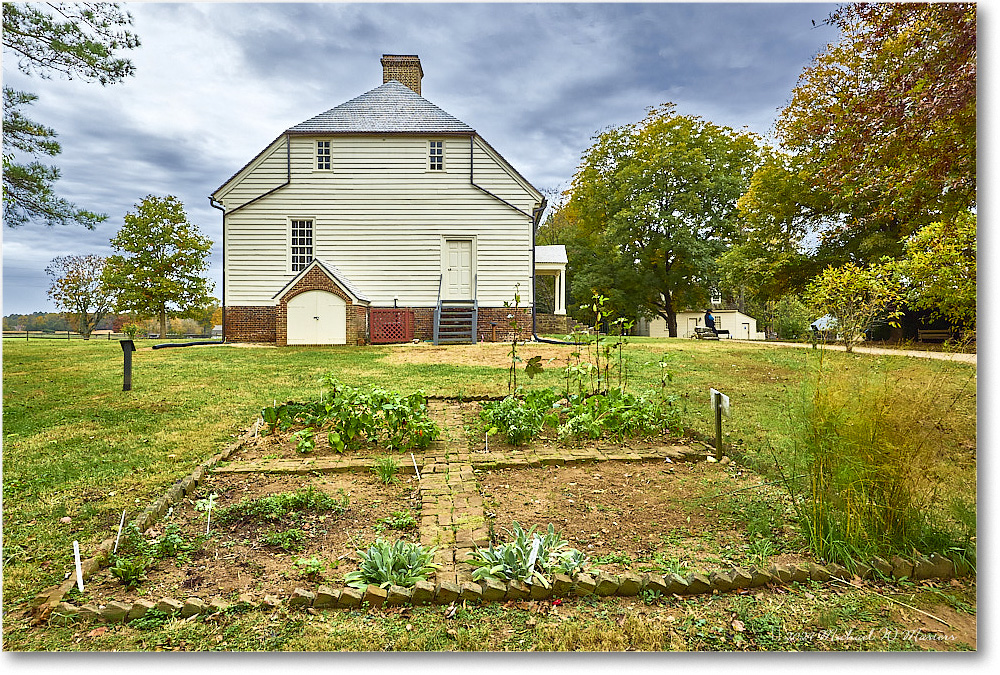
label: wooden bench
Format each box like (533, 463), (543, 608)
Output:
(693, 326), (719, 340)
(917, 329), (954, 343)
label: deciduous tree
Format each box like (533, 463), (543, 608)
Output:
(568, 104), (762, 335)
(45, 254), (114, 338)
(103, 196), (215, 339)
(806, 261), (901, 353)
(2, 3), (140, 228)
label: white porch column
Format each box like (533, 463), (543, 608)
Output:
(555, 270), (566, 315)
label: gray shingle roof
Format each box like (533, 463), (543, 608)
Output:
(287, 80), (474, 135)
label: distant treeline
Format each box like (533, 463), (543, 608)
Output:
(4, 307), (220, 334)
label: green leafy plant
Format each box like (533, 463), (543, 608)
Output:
(155, 523), (196, 558)
(344, 539), (439, 590)
(109, 554), (148, 589)
(262, 528), (306, 552)
(295, 556), (325, 579)
(467, 522), (588, 586)
(372, 455), (400, 485)
(592, 551), (633, 568)
(377, 510), (416, 532)
(215, 486), (348, 525)
(122, 323), (141, 340)
(292, 427), (316, 453)
(128, 607), (174, 630)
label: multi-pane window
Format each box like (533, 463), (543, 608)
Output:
(316, 140), (331, 170)
(429, 140), (444, 171)
(291, 219), (313, 271)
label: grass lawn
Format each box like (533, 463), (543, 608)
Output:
(2, 337), (977, 651)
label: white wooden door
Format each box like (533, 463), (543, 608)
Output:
(287, 290), (346, 345)
(443, 239), (473, 300)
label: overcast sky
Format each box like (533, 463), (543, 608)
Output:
(0, 1), (848, 315)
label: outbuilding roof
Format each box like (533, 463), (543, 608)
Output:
(287, 80), (475, 135)
(535, 245), (568, 265)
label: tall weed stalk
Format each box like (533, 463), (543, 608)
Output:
(774, 357), (976, 571)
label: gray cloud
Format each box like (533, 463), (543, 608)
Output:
(3, 2), (838, 315)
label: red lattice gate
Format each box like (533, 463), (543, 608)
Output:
(370, 308), (415, 344)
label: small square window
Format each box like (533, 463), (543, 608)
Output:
(429, 140), (444, 171)
(317, 141), (331, 170)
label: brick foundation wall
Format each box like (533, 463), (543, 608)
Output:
(276, 266), (366, 346)
(476, 307), (533, 342)
(535, 313), (574, 335)
(225, 306), (276, 343)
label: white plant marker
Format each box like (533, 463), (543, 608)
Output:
(206, 500), (213, 535)
(73, 540), (84, 592)
(113, 509), (126, 553)
(527, 536), (541, 571)
(411, 453), (421, 481)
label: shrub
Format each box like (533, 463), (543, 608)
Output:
(344, 539), (439, 590)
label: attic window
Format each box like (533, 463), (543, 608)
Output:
(291, 219), (313, 272)
(316, 141), (331, 170)
(429, 140), (444, 171)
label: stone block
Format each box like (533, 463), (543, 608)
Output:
(338, 587), (363, 608)
(729, 568), (753, 589)
(435, 581), (462, 604)
(101, 601), (131, 623)
(709, 570), (734, 592)
(789, 564), (810, 583)
(665, 573), (690, 595)
(460, 582), (483, 603)
(386, 585), (413, 606)
(685, 573), (712, 594)
(78, 604), (102, 621)
(928, 553), (955, 579)
(768, 564), (792, 584)
(51, 602), (80, 625)
(911, 556), (934, 580)
(505, 580), (530, 600)
(574, 574), (597, 596)
(410, 581), (435, 605)
(617, 572), (642, 596)
(260, 595), (280, 611)
(825, 563), (851, 580)
(236, 593), (256, 606)
(890, 556), (913, 580)
(594, 572), (622, 596)
(641, 574), (668, 594)
(181, 597), (206, 617)
(289, 588), (316, 607)
(528, 581), (552, 600)
(808, 563), (831, 583)
(854, 563), (873, 580)
(127, 599), (156, 620)
(202, 597), (227, 614)
(749, 568), (775, 588)
(869, 557), (892, 578)
(156, 597), (184, 614)
(551, 574), (574, 597)
(480, 579), (507, 602)
(363, 585), (388, 608)
(313, 586), (339, 608)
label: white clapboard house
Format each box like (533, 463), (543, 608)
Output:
(210, 55), (553, 345)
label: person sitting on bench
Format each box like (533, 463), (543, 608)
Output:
(704, 309), (716, 334)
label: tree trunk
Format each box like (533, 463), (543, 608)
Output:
(159, 306), (167, 339)
(663, 291), (678, 337)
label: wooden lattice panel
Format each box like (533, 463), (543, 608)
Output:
(371, 309), (415, 344)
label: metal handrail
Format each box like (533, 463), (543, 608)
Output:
(433, 274), (443, 345)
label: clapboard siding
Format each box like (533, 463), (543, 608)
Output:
(219, 134), (540, 307)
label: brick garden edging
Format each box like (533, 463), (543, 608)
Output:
(44, 553), (971, 625)
(32, 400), (975, 626)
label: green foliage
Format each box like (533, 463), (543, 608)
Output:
(770, 4), (975, 262)
(592, 551), (633, 568)
(2, 3), (139, 229)
(155, 523), (196, 558)
(377, 510), (416, 532)
(44, 256), (113, 339)
(372, 455), (400, 485)
(772, 361), (977, 571)
(215, 486), (348, 525)
(127, 608), (173, 631)
(806, 261), (902, 353)
(567, 103), (762, 333)
(295, 556), (325, 578)
(122, 322), (141, 339)
(467, 522), (589, 586)
(479, 395), (548, 446)
(292, 427), (316, 454)
(770, 295), (813, 341)
(898, 212), (976, 331)
(261, 528), (306, 552)
(109, 554), (148, 589)
(344, 539), (439, 590)
(102, 195), (215, 339)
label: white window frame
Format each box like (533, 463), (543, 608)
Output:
(428, 139), (445, 171)
(289, 218), (315, 273)
(316, 140), (331, 171)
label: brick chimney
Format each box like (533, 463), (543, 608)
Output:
(381, 54), (423, 95)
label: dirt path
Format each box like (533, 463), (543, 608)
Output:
(737, 340), (977, 365)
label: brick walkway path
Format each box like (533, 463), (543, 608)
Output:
(216, 400), (705, 585)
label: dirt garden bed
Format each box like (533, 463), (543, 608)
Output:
(73, 471), (419, 607)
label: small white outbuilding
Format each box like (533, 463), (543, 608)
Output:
(645, 309), (765, 340)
